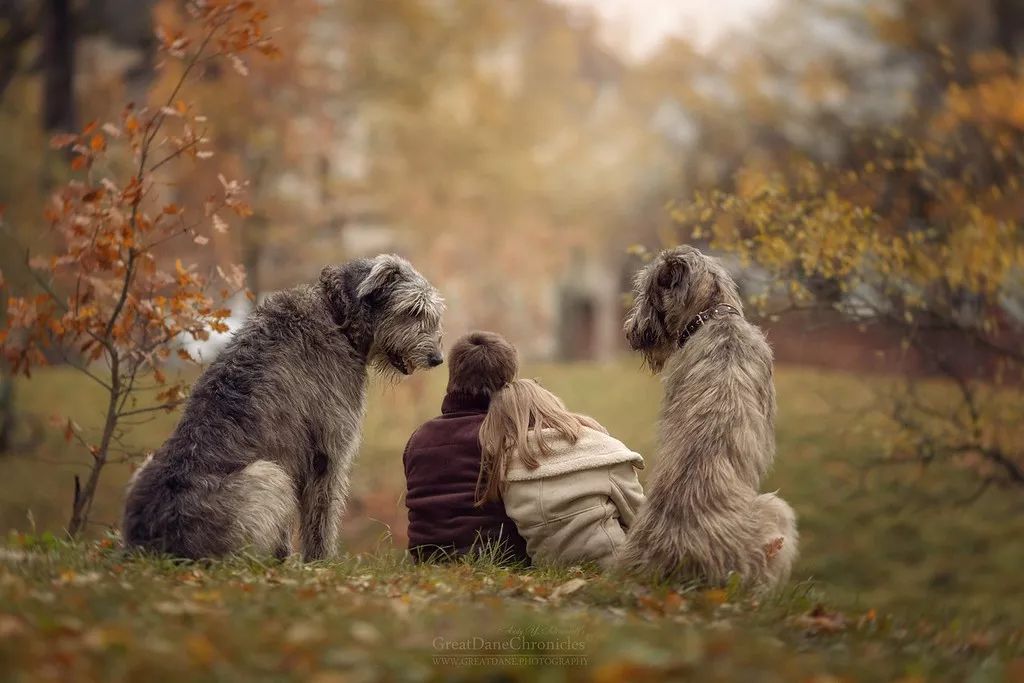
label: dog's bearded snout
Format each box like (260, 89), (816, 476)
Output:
(625, 319), (649, 351)
(427, 350), (444, 367)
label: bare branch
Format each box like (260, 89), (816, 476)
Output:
(117, 401), (184, 419)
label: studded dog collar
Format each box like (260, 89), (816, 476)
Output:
(678, 303), (742, 347)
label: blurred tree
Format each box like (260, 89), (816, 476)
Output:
(0, 0), (37, 100)
(146, 0), (310, 296)
(317, 0), (678, 343)
(41, 0), (76, 132)
(665, 0), (1024, 499)
(161, 0), (679, 351)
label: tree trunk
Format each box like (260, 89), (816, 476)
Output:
(66, 353), (119, 537)
(42, 0), (75, 132)
(241, 213), (268, 298)
(0, 1), (37, 102)
(993, 0), (1024, 57)
(0, 371), (13, 453)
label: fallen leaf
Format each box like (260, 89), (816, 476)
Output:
(285, 622), (325, 645)
(591, 661), (658, 683)
(191, 590), (222, 604)
(153, 600), (207, 616)
(308, 673), (348, 683)
(0, 614), (26, 638)
(350, 621), (380, 645)
(664, 591), (686, 611)
(82, 626), (133, 651)
(1005, 659), (1024, 683)
(185, 634), (218, 666)
(794, 605), (847, 634)
(550, 578), (587, 601)
(702, 589), (728, 606)
(964, 631), (993, 652)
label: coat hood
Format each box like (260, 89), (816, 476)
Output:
(504, 427), (644, 482)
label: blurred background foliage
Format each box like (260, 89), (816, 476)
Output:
(1, 0), (1022, 629)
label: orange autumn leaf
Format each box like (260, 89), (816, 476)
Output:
(50, 133), (78, 149)
(793, 605), (848, 634)
(702, 589), (728, 606)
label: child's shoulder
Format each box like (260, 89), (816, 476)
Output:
(406, 411), (483, 449)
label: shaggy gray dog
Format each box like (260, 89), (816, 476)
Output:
(618, 245), (798, 590)
(122, 254), (444, 561)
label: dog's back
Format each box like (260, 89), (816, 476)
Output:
(619, 246), (798, 589)
(121, 288), (324, 558)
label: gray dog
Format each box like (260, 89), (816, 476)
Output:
(122, 254), (444, 560)
(618, 245), (798, 590)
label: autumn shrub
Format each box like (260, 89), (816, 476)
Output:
(0, 0), (281, 536)
(671, 52), (1024, 499)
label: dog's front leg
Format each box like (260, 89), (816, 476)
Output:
(298, 444), (342, 562)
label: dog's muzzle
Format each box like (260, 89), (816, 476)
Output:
(426, 351), (444, 368)
(387, 352), (411, 375)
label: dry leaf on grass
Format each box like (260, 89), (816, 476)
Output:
(153, 600), (209, 616)
(793, 605), (847, 634)
(550, 578), (587, 601)
(0, 614), (26, 638)
(184, 634), (219, 666)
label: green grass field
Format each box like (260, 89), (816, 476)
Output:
(1, 362), (1023, 681)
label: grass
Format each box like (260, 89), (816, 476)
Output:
(1, 538), (1021, 682)
(1, 361), (1023, 680)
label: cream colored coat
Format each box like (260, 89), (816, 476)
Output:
(502, 427), (646, 569)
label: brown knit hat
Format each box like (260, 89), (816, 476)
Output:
(446, 331), (518, 397)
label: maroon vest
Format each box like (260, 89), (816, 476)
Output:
(403, 391), (529, 564)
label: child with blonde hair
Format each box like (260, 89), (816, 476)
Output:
(476, 379), (646, 568)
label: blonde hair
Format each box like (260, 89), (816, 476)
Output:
(475, 379), (606, 505)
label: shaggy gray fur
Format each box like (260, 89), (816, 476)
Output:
(122, 254), (444, 561)
(618, 245), (798, 590)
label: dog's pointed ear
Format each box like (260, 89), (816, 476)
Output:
(357, 254), (404, 302)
